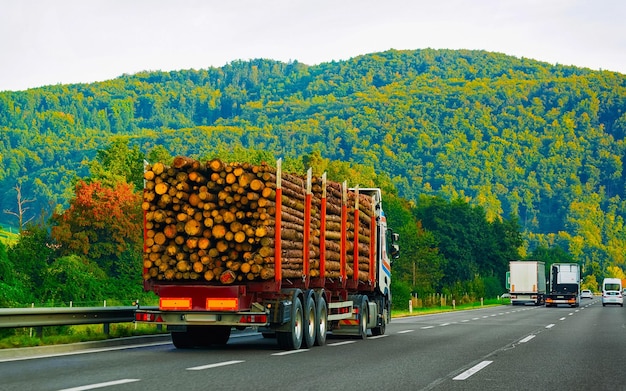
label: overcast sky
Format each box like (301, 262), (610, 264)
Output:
(1, 0), (625, 92)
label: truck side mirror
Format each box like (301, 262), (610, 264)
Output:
(390, 244), (400, 260)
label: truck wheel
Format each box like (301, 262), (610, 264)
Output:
(314, 296), (328, 346)
(302, 294), (317, 348)
(371, 304), (386, 336)
(206, 326), (231, 346)
(171, 331), (194, 349)
(357, 296), (368, 339)
(277, 296), (303, 350)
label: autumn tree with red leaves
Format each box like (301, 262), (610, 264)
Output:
(51, 180), (142, 275)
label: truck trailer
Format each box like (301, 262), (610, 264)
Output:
(545, 263), (580, 307)
(135, 157), (399, 350)
(508, 260), (546, 305)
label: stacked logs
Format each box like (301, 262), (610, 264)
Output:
(313, 179), (375, 281)
(142, 156), (375, 285)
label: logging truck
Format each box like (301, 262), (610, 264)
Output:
(135, 157), (400, 350)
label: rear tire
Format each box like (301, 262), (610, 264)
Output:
(206, 326), (231, 346)
(277, 296), (303, 350)
(314, 295), (328, 346)
(171, 331), (194, 349)
(302, 294), (316, 348)
(371, 302), (386, 336)
(357, 296), (368, 339)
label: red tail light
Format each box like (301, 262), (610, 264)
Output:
(135, 313), (163, 322)
(239, 315), (267, 324)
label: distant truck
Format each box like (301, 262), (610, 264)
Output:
(135, 157), (400, 350)
(545, 263), (580, 307)
(508, 260), (546, 305)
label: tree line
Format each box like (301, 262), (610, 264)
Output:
(1, 141), (603, 313)
(1, 49), (625, 299)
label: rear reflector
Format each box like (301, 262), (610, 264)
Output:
(207, 298), (238, 311)
(160, 298), (192, 310)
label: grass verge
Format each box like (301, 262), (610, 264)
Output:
(392, 297), (510, 318)
(0, 323), (167, 349)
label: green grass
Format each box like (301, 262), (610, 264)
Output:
(0, 323), (167, 349)
(392, 297), (510, 318)
(0, 228), (19, 246)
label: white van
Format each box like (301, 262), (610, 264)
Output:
(602, 278), (623, 307)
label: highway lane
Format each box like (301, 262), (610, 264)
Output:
(2, 298), (625, 391)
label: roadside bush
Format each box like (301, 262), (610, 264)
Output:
(391, 279), (411, 311)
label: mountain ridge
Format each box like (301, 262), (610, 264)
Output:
(1, 48), (625, 268)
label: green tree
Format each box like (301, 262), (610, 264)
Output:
(147, 145), (173, 166)
(414, 196), (519, 286)
(41, 255), (107, 305)
(6, 224), (55, 300)
(0, 241), (30, 306)
(88, 138), (145, 191)
(385, 195), (444, 294)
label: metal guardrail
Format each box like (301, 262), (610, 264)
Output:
(0, 306), (159, 329)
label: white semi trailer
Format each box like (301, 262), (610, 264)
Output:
(508, 260), (546, 306)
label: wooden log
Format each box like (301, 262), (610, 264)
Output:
(172, 156), (198, 169)
(184, 220), (201, 236)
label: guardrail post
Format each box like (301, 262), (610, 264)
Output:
(30, 303), (34, 337)
(104, 323), (110, 335)
(35, 326), (43, 338)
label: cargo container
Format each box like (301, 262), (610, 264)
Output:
(508, 260), (546, 305)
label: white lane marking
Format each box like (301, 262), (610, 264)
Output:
(461, 319), (469, 322)
(328, 341), (356, 347)
(569, 313), (574, 316)
(546, 324), (555, 329)
(187, 360), (245, 370)
(272, 349), (309, 356)
(369, 335), (389, 340)
(472, 317), (480, 320)
(421, 326), (435, 329)
(397, 330), (414, 334)
(519, 335), (535, 343)
(58, 379), (140, 391)
(453, 360), (493, 380)
(440, 323), (451, 326)
(559, 317), (566, 321)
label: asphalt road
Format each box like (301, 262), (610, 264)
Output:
(2, 297), (625, 391)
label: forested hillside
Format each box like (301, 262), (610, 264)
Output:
(2, 48), (626, 274)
